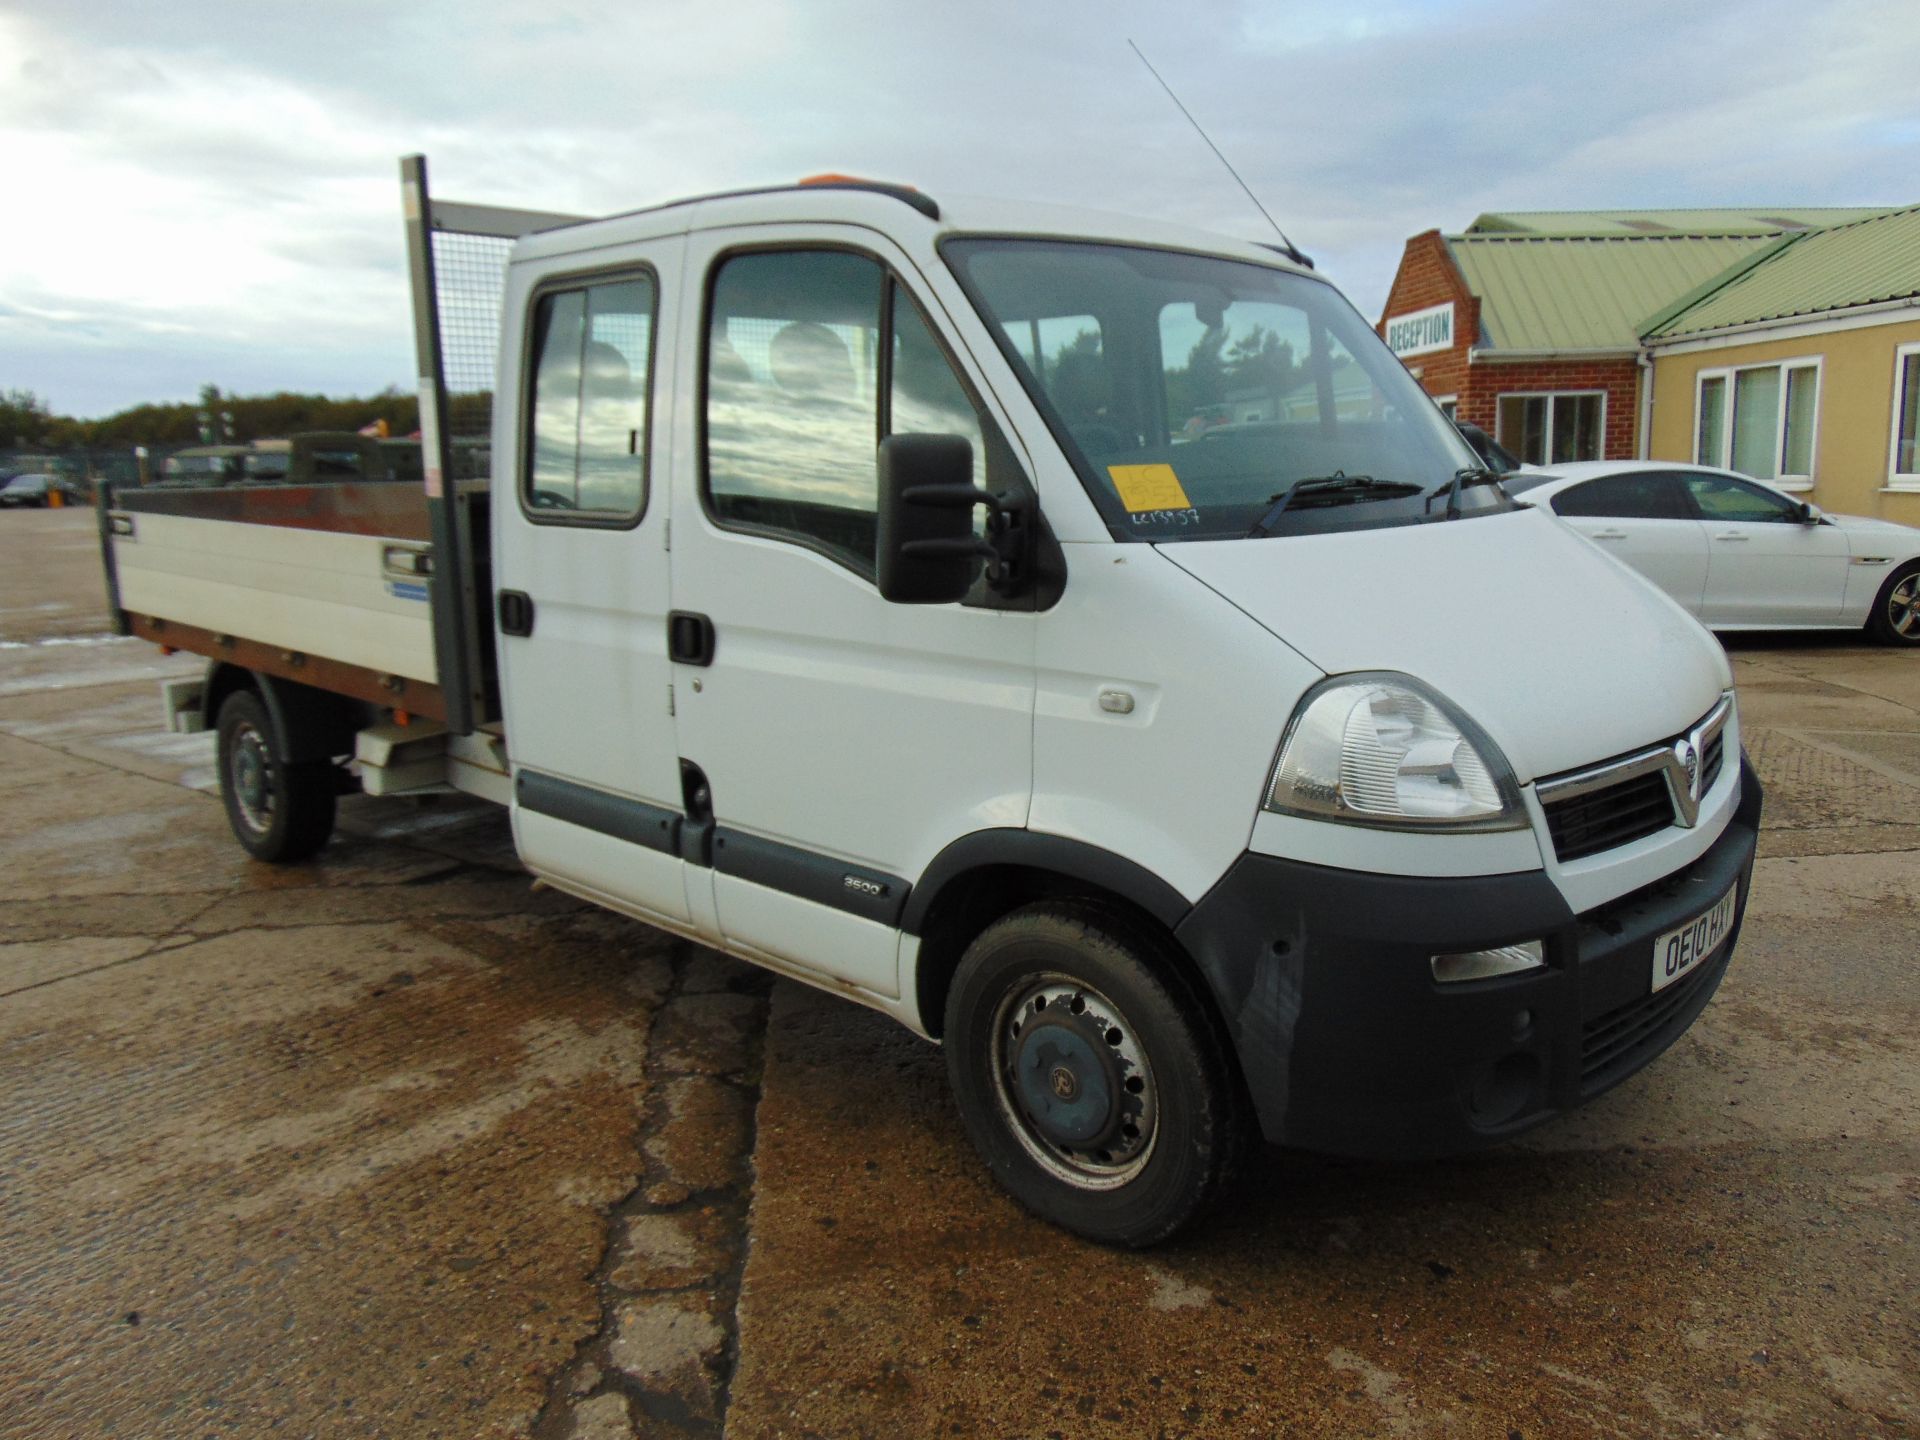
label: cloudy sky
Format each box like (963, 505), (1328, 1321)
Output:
(5, 0), (1917, 418)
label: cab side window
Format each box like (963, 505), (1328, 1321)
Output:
(706, 251), (884, 569)
(526, 276), (654, 519)
(1682, 471), (1802, 523)
(705, 250), (998, 574)
(1552, 472), (1689, 520)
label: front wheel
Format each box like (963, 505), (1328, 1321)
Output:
(216, 690), (337, 862)
(943, 902), (1245, 1247)
(1866, 561), (1920, 646)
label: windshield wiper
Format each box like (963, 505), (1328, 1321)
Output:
(1246, 472), (1424, 537)
(1426, 465), (1504, 520)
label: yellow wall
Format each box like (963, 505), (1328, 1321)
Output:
(1646, 313), (1920, 523)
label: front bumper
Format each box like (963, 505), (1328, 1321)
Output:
(1174, 758), (1762, 1159)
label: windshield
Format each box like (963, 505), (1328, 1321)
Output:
(944, 238), (1507, 540)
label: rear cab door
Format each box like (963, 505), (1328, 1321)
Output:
(494, 231), (694, 925)
(1549, 470), (1709, 615)
(663, 218), (1039, 999)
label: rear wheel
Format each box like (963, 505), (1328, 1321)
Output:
(216, 690), (336, 862)
(1866, 561), (1920, 646)
(943, 902), (1244, 1247)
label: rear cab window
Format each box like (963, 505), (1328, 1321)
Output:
(524, 274), (656, 522)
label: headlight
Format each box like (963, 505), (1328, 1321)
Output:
(1266, 674), (1525, 831)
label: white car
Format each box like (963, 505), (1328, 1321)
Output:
(1507, 461), (1920, 645)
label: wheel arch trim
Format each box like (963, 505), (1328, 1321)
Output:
(202, 663), (368, 764)
(901, 829), (1193, 937)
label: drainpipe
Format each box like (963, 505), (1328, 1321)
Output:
(1635, 348), (1655, 460)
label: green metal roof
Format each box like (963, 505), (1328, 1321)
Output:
(1466, 207), (1890, 238)
(1645, 204), (1920, 339)
(1447, 233), (1776, 351)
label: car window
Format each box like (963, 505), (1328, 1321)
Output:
(705, 250), (1003, 575)
(1551, 472), (1690, 520)
(1682, 471), (1801, 523)
(705, 250), (885, 570)
(526, 273), (655, 520)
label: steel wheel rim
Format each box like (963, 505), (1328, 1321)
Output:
(1890, 576), (1920, 637)
(229, 723), (275, 835)
(988, 972), (1158, 1190)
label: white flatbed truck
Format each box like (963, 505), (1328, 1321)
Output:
(100, 156), (1762, 1244)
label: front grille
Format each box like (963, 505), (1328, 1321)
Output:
(1538, 697), (1732, 864)
(1580, 948), (1726, 1089)
(1544, 771), (1673, 862)
(1701, 729), (1725, 795)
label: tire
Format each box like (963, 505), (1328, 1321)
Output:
(943, 901), (1245, 1247)
(215, 690), (337, 862)
(1866, 561), (1920, 646)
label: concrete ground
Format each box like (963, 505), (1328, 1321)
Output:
(1, 506), (1915, 1439)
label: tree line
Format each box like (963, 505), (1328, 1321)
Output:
(1, 385), (424, 450)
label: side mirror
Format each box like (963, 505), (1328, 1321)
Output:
(1454, 420), (1517, 474)
(876, 434), (990, 604)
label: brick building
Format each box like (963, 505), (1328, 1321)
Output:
(1376, 209), (1885, 464)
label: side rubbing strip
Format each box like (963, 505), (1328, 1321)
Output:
(516, 770), (682, 855)
(712, 828), (910, 927)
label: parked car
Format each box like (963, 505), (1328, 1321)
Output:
(0, 473), (75, 507)
(1507, 461), (1920, 645)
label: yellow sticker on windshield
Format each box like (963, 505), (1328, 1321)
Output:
(1107, 463), (1192, 513)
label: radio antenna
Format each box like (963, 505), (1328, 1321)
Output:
(1126, 39), (1313, 270)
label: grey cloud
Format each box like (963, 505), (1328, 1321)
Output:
(4, 0), (1916, 414)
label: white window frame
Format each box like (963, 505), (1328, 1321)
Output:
(1692, 355), (1822, 493)
(1493, 389), (1607, 466)
(1888, 341), (1920, 491)
(1432, 394), (1458, 421)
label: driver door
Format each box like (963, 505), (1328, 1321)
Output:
(1682, 470), (1850, 625)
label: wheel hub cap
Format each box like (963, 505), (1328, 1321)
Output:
(993, 978), (1159, 1187)
(1012, 1017), (1117, 1147)
(230, 727), (272, 832)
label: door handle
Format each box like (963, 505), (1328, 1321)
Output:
(668, 610), (716, 667)
(1713, 532), (1750, 543)
(1590, 529), (1627, 540)
(498, 589), (535, 637)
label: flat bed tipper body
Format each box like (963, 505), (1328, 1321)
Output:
(102, 156), (1761, 1244)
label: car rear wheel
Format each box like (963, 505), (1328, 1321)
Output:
(943, 902), (1245, 1247)
(216, 690), (337, 862)
(1866, 562), (1920, 646)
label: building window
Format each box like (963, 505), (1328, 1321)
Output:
(1434, 395), (1458, 422)
(1495, 391), (1603, 465)
(1694, 358), (1820, 490)
(1891, 343), (1920, 490)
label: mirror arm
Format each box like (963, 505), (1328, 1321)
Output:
(900, 483), (1030, 590)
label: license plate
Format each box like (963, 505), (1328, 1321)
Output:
(1651, 885), (1736, 993)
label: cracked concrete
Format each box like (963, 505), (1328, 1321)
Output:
(5, 507), (1920, 1438)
